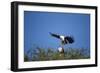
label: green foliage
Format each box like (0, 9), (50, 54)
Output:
(24, 47), (90, 62)
(24, 54), (29, 61)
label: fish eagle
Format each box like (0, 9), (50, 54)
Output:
(50, 32), (74, 45)
(50, 32), (74, 54)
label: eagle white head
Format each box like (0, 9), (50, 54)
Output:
(58, 47), (63, 52)
(58, 47), (64, 53)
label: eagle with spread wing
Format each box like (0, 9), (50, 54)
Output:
(50, 32), (74, 45)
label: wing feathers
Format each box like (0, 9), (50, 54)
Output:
(49, 32), (60, 39)
(65, 36), (74, 43)
(50, 32), (74, 44)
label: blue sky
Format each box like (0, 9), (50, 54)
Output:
(24, 11), (90, 52)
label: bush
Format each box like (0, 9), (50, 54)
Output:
(24, 47), (90, 62)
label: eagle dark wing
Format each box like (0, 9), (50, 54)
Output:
(49, 32), (60, 39)
(65, 36), (74, 44)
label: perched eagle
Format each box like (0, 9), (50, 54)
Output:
(58, 47), (64, 54)
(49, 32), (74, 45)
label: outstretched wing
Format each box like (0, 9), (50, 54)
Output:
(65, 36), (74, 44)
(49, 32), (60, 39)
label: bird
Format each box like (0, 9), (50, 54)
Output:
(57, 47), (65, 57)
(50, 32), (74, 56)
(58, 47), (64, 54)
(49, 32), (74, 45)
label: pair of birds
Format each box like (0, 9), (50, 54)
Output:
(50, 32), (74, 54)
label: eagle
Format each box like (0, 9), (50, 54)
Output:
(50, 32), (74, 54)
(49, 32), (74, 45)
